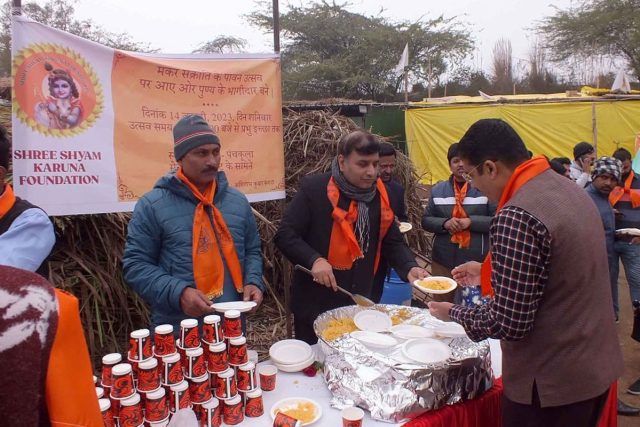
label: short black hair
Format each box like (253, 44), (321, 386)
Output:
(447, 143), (460, 163)
(549, 159), (566, 176)
(338, 130), (380, 157)
(457, 119), (530, 169)
(552, 157), (571, 166)
(612, 147), (632, 162)
(0, 125), (9, 170)
(378, 142), (396, 157)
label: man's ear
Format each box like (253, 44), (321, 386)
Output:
(337, 154), (345, 172)
(485, 160), (498, 178)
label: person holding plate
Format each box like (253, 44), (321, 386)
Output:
(275, 130), (427, 343)
(428, 119), (622, 427)
(123, 115), (264, 334)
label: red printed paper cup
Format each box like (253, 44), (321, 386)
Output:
(144, 387), (169, 423)
(111, 363), (135, 400)
(222, 394), (243, 425)
(342, 407), (364, 427)
(119, 393), (144, 427)
(258, 365), (277, 391)
(189, 373), (213, 404)
(202, 397), (222, 427)
(109, 395), (120, 418)
(99, 398), (115, 427)
(185, 347), (207, 379)
(203, 314), (224, 344)
(161, 353), (184, 386)
(228, 336), (248, 365)
(222, 310), (242, 338)
(207, 342), (228, 373)
(137, 358), (160, 392)
(128, 329), (153, 361)
(244, 388), (263, 417)
(273, 412), (302, 427)
(214, 368), (237, 400)
(154, 324), (176, 357)
(101, 353), (122, 387)
(236, 361), (257, 392)
(169, 380), (192, 413)
(180, 318), (200, 348)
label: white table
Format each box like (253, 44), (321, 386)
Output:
(241, 339), (502, 426)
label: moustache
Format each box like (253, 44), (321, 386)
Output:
(201, 167), (218, 173)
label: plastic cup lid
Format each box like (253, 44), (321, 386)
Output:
(204, 314), (221, 324)
(102, 353), (122, 365)
(202, 397), (219, 409)
(180, 319), (198, 328)
(229, 336), (246, 345)
(226, 394), (241, 405)
(112, 363), (132, 376)
(224, 309), (241, 319)
(155, 324), (173, 335)
(239, 362), (255, 371)
(170, 380), (188, 392)
(162, 353), (180, 363)
(218, 368), (234, 378)
(186, 347), (203, 357)
(246, 388), (262, 398)
(192, 374), (209, 383)
(121, 393), (141, 406)
(139, 358), (158, 369)
(93, 375), (98, 384)
(130, 328), (150, 339)
(95, 387), (104, 398)
(209, 342), (226, 352)
(99, 398), (111, 411)
(146, 387), (165, 399)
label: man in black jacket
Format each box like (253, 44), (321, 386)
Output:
(275, 131), (427, 343)
(379, 142), (408, 222)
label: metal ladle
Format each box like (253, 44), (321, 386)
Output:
(294, 264), (375, 307)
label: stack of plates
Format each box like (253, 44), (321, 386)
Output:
(269, 339), (315, 372)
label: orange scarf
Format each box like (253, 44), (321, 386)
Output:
(176, 168), (243, 299)
(480, 156), (550, 297)
(450, 180), (471, 248)
(609, 170), (640, 208)
(326, 177), (394, 272)
(0, 183), (17, 219)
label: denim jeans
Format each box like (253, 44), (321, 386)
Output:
(611, 241), (640, 317)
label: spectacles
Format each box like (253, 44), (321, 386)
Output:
(461, 163), (483, 183)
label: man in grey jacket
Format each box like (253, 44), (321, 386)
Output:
(422, 143), (495, 304)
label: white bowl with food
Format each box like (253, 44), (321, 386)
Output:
(412, 276), (457, 295)
(270, 397), (322, 425)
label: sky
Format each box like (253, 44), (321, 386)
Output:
(69, 0), (576, 74)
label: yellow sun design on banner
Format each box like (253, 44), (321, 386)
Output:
(12, 43), (103, 137)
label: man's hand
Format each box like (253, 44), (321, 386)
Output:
(243, 284), (263, 312)
(631, 237), (640, 245)
(457, 218), (471, 230)
(451, 261), (481, 286)
(427, 301), (453, 321)
(444, 218), (463, 233)
(311, 258), (337, 291)
(180, 287), (215, 318)
(407, 266), (429, 283)
(578, 155), (594, 173)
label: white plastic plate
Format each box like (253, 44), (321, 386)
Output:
(434, 322), (467, 338)
(269, 339), (313, 366)
(270, 397), (322, 425)
(390, 324), (435, 340)
(399, 222), (413, 233)
(353, 310), (393, 332)
(412, 276), (457, 295)
(616, 228), (640, 237)
(350, 330), (398, 349)
(210, 301), (256, 313)
(401, 338), (452, 364)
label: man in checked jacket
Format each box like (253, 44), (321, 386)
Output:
(429, 119), (622, 427)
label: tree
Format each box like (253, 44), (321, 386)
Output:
(193, 36), (247, 54)
(537, 0), (640, 81)
(247, 1), (473, 101)
(491, 38), (513, 94)
(0, 0), (154, 76)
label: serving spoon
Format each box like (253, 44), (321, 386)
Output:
(294, 264), (375, 307)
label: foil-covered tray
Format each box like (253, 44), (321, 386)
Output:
(313, 304), (494, 423)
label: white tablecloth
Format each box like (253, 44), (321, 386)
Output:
(240, 339), (502, 426)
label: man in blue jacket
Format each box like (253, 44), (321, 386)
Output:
(123, 115), (264, 332)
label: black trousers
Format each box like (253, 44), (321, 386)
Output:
(502, 383), (609, 427)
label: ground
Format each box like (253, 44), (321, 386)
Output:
(616, 271), (640, 426)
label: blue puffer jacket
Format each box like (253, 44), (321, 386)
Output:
(123, 171), (263, 332)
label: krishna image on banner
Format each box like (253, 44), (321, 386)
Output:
(13, 43), (103, 137)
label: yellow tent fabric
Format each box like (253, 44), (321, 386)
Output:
(406, 100), (640, 184)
